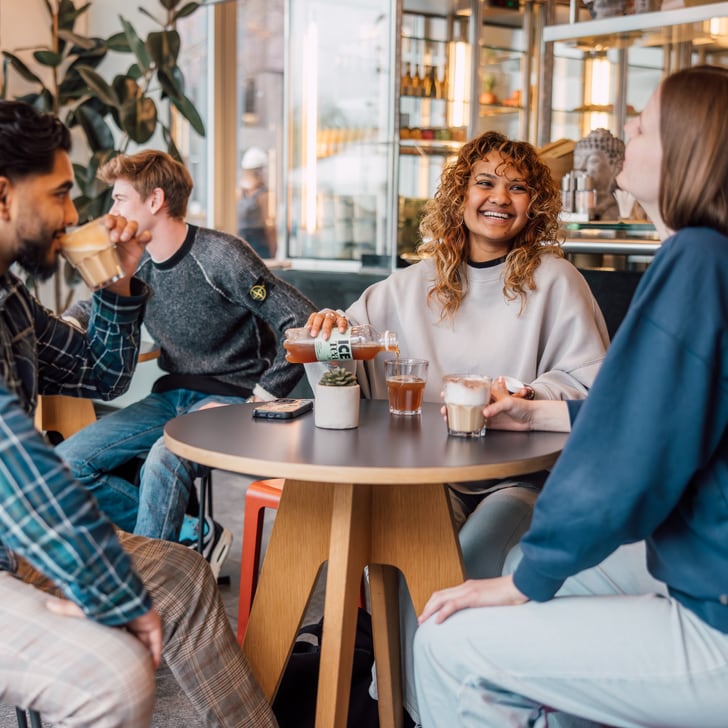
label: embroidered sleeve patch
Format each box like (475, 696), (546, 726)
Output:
(248, 276), (270, 303)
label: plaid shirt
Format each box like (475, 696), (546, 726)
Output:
(0, 271), (153, 625)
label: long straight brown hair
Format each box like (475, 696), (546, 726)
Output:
(659, 65), (728, 237)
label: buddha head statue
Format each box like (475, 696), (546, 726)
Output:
(573, 128), (625, 220)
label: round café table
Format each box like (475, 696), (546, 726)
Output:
(164, 400), (568, 728)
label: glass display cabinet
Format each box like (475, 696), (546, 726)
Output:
(284, 0), (533, 269)
(396, 0), (529, 258)
(538, 1), (728, 145)
(538, 0), (728, 270)
(285, 0), (394, 268)
(283, 0), (728, 276)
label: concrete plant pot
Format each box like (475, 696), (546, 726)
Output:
(314, 383), (360, 429)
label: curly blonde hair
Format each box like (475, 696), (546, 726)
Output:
(418, 131), (563, 320)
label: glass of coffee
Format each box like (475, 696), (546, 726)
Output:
(60, 219), (123, 291)
(384, 358), (428, 415)
(443, 374), (492, 437)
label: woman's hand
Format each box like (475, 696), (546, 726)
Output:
(483, 377), (536, 430)
(486, 377), (572, 432)
(418, 574), (528, 625)
(306, 308), (349, 339)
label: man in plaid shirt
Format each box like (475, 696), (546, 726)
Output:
(0, 100), (277, 727)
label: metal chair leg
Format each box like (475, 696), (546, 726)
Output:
(197, 471), (210, 555)
(15, 708), (41, 728)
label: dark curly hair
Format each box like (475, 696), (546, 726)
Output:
(418, 130), (562, 320)
(0, 100), (71, 181)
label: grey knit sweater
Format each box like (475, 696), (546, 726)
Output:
(68, 225), (314, 399)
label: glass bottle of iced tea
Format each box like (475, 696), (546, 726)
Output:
(284, 325), (398, 363)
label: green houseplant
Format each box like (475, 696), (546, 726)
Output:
(314, 365), (360, 429)
(1, 0), (204, 309)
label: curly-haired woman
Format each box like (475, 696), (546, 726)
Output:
(306, 130), (609, 723)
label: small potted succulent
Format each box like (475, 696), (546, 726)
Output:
(314, 366), (360, 429)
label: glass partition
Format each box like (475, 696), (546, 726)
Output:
(286, 0), (394, 266)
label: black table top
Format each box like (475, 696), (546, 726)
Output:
(165, 400), (568, 485)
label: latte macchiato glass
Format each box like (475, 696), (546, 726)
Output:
(60, 219), (123, 291)
(384, 358), (428, 415)
(443, 374), (492, 437)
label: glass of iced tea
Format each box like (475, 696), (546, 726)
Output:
(384, 358), (428, 415)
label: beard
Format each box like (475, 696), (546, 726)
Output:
(15, 236), (59, 281)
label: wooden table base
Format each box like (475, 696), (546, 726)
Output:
(242, 478), (465, 728)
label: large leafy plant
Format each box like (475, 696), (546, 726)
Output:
(1, 0), (204, 310)
(1, 0), (205, 221)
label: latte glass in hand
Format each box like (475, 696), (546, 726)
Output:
(443, 374), (492, 437)
(60, 219), (123, 291)
(384, 358), (428, 415)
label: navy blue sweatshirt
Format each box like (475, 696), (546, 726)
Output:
(514, 227), (728, 634)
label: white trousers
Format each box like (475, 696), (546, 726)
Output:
(414, 543), (728, 728)
(0, 572), (155, 727)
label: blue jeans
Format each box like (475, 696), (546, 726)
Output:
(55, 390), (246, 540)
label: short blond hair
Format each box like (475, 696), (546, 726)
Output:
(98, 150), (193, 220)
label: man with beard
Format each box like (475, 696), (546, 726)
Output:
(0, 100), (277, 727)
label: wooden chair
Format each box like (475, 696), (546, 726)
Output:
(34, 395), (96, 441)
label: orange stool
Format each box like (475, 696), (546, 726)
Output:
(236, 478), (367, 644)
(236, 478), (285, 643)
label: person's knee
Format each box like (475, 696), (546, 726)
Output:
(143, 437), (195, 488)
(106, 645), (156, 727)
(459, 486), (538, 579)
(413, 618), (444, 670)
(65, 635), (155, 727)
(55, 435), (89, 476)
(135, 538), (218, 628)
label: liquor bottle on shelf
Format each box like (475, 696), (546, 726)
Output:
(411, 64), (423, 97)
(436, 63), (447, 101)
(401, 62), (413, 96)
(423, 65), (434, 98)
(284, 325), (399, 363)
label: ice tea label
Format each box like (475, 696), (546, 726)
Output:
(313, 328), (353, 360)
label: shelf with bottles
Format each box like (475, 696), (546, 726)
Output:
(479, 45), (523, 109)
(398, 134), (465, 156)
(401, 12), (451, 103)
(400, 60), (449, 102)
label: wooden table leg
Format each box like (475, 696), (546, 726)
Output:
(316, 483), (371, 728)
(242, 479), (333, 699)
(369, 482), (465, 727)
(371, 482), (465, 613)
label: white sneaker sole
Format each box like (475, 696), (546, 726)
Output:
(208, 528), (233, 580)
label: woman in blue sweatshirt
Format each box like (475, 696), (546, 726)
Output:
(413, 65), (728, 728)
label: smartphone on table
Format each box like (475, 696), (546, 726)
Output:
(252, 398), (314, 420)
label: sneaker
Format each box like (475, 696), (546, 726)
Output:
(180, 515), (233, 580)
(204, 519), (233, 580)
